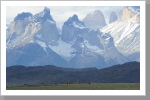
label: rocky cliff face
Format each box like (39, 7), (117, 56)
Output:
(119, 6), (140, 22)
(34, 7), (54, 22)
(6, 7), (131, 68)
(7, 7), (60, 49)
(82, 10), (106, 30)
(101, 6), (140, 61)
(8, 12), (33, 35)
(6, 7), (65, 67)
(109, 12), (118, 24)
(61, 14), (86, 42)
(6, 43), (70, 67)
(56, 14), (129, 68)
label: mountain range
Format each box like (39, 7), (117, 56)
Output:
(101, 6), (140, 61)
(6, 6), (140, 69)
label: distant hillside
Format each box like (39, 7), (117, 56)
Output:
(6, 61), (140, 86)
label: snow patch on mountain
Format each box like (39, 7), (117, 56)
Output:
(73, 22), (86, 29)
(84, 39), (103, 54)
(101, 9), (140, 61)
(6, 7), (135, 68)
(36, 40), (47, 52)
(47, 20), (56, 24)
(127, 6), (140, 15)
(62, 14), (86, 42)
(48, 38), (75, 61)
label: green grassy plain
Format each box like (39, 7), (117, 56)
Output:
(6, 83), (140, 90)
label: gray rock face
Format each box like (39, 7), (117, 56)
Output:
(109, 12), (118, 24)
(6, 43), (70, 67)
(69, 34), (105, 68)
(119, 6), (140, 21)
(7, 7), (60, 49)
(101, 6), (140, 61)
(34, 7), (54, 22)
(9, 20), (31, 35)
(83, 30), (104, 49)
(14, 12), (33, 21)
(8, 12), (33, 35)
(82, 10), (106, 30)
(61, 14), (86, 42)
(34, 20), (60, 45)
(6, 7), (130, 69)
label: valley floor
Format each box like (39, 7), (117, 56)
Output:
(6, 83), (140, 90)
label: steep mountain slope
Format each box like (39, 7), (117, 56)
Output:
(101, 6), (140, 61)
(60, 14), (129, 68)
(82, 10), (106, 30)
(6, 7), (68, 67)
(109, 12), (118, 24)
(7, 7), (60, 49)
(6, 7), (130, 68)
(6, 43), (70, 67)
(62, 14), (86, 42)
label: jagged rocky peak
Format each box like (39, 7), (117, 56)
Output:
(14, 12), (33, 21)
(109, 12), (118, 24)
(62, 14), (86, 42)
(119, 6), (140, 21)
(6, 7), (133, 69)
(7, 6), (60, 49)
(34, 7), (54, 22)
(82, 10), (106, 30)
(93, 10), (103, 15)
(71, 14), (78, 21)
(32, 7), (60, 43)
(64, 14), (85, 27)
(8, 12), (33, 35)
(101, 6), (140, 61)
(68, 14), (79, 22)
(43, 7), (51, 17)
(44, 6), (50, 11)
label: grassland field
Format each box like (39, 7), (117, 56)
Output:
(6, 83), (140, 90)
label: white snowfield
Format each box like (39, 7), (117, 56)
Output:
(84, 39), (103, 54)
(48, 38), (76, 60)
(73, 22), (86, 29)
(101, 14), (140, 61)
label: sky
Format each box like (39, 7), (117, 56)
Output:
(6, 6), (124, 29)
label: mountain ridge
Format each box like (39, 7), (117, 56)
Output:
(101, 6), (140, 61)
(6, 6), (139, 68)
